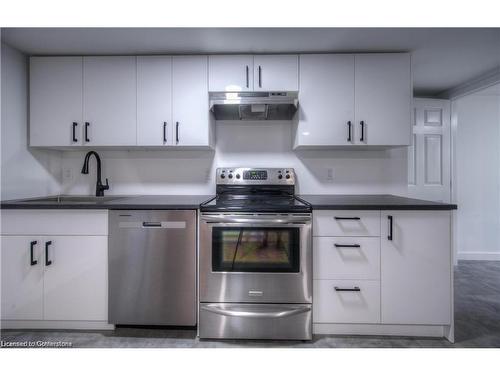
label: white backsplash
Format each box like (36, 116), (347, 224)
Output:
(61, 121), (409, 196)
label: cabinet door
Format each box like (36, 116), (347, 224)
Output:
(381, 211), (452, 325)
(137, 56), (173, 146)
(43, 236), (108, 321)
(355, 53), (411, 146)
(296, 54), (354, 147)
(172, 56), (210, 146)
(30, 57), (83, 146)
(1, 236), (43, 320)
(253, 55), (298, 92)
(209, 55), (254, 92)
(83, 56), (137, 146)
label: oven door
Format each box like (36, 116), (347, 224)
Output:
(199, 213), (312, 304)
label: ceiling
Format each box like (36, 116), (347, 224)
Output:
(2, 28), (500, 96)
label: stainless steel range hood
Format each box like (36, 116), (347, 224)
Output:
(209, 92), (298, 121)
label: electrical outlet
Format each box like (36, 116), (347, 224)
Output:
(326, 168), (334, 182)
(63, 167), (74, 182)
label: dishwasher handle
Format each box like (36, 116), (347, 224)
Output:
(142, 222), (162, 227)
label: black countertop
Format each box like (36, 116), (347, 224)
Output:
(1, 194), (457, 211)
(0, 195), (213, 210)
(298, 194), (457, 210)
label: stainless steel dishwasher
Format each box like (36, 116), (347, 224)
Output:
(108, 210), (196, 326)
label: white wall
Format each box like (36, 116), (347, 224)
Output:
(61, 121), (408, 196)
(454, 84), (500, 260)
(0, 42), (61, 200)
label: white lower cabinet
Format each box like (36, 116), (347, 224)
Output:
(313, 280), (381, 324)
(0, 210), (110, 329)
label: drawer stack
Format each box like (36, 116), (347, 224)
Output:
(312, 210), (381, 324)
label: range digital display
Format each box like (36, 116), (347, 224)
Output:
(243, 170), (268, 180)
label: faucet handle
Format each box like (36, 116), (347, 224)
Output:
(104, 178), (110, 190)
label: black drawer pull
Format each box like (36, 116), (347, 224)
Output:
(163, 122), (167, 143)
(246, 65), (249, 88)
(334, 216), (360, 220)
(334, 244), (361, 248)
(176, 122), (179, 144)
(335, 287), (361, 292)
(45, 241), (52, 266)
(347, 121), (352, 142)
(30, 241), (38, 266)
(388, 215), (393, 241)
(258, 65), (262, 88)
(143, 222), (162, 227)
(360, 120), (365, 142)
(72, 122), (78, 142)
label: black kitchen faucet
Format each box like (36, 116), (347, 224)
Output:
(81, 151), (110, 197)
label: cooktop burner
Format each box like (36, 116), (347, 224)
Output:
(200, 167), (311, 213)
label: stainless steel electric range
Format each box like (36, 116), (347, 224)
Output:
(198, 167), (312, 340)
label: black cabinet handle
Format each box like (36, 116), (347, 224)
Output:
(85, 122), (90, 142)
(246, 65), (249, 88)
(176, 122), (179, 144)
(334, 244), (361, 248)
(388, 215), (393, 241)
(30, 241), (38, 266)
(258, 65), (262, 88)
(163, 122), (167, 143)
(72, 122), (78, 143)
(334, 216), (360, 221)
(347, 121), (352, 142)
(45, 241), (52, 266)
(360, 120), (365, 142)
(335, 287), (361, 292)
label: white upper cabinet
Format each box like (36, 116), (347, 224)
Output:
(380, 210), (452, 325)
(172, 56), (211, 146)
(295, 54), (355, 147)
(253, 55), (299, 91)
(137, 56), (173, 146)
(209, 55), (253, 92)
(83, 56), (137, 146)
(30, 57), (83, 147)
(354, 53), (412, 146)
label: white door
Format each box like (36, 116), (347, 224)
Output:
(43, 236), (108, 321)
(407, 98), (451, 202)
(355, 53), (411, 146)
(295, 54), (355, 147)
(172, 56), (210, 146)
(137, 56), (173, 146)
(253, 55), (299, 92)
(380, 211), (452, 325)
(83, 56), (137, 146)
(209, 55), (254, 92)
(1, 236), (44, 320)
(30, 57), (83, 146)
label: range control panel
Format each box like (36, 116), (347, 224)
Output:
(216, 168), (295, 185)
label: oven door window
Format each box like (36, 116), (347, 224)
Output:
(212, 227), (300, 272)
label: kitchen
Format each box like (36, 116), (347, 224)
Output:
(1, 13), (500, 374)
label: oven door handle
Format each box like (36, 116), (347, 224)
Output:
(200, 304), (311, 319)
(201, 216), (311, 225)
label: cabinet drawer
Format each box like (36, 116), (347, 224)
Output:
(313, 237), (380, 280)
(313, 210), (380, 237)
(1, 210), (108, 236)
(313, 280), (380, 324)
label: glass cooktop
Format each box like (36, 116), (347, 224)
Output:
(200, 194), (311, 213)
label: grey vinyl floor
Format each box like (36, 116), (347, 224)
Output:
(1, 260), (499, 348)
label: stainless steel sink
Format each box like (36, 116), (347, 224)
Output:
(22, 195), (124, 204)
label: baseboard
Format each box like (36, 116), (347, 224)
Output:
(457, 252), (500, 261)
(1, 320), (115, 330)
(313, 323), (450, 340)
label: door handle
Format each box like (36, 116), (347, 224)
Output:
(176, 122), (179, 144)
(258, 65), (262, 88)
(163, 122), (167, 143)
(30, 241), (38, 266)
(334, 244), (361, 248)
(142, 222), (162, 227)
(45, 241), (52, 266)
(347, 121), (352, 142)
(334, 287), (361, 292)
(85, 122), (90, 142)
(72, 122), (78, 143)
(360, 120), (365, 142)
(387, 215), (393, 241)
(246, 65), (249, 88)
(201, 304), (311, 319)
(334, 216), (360, 221)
